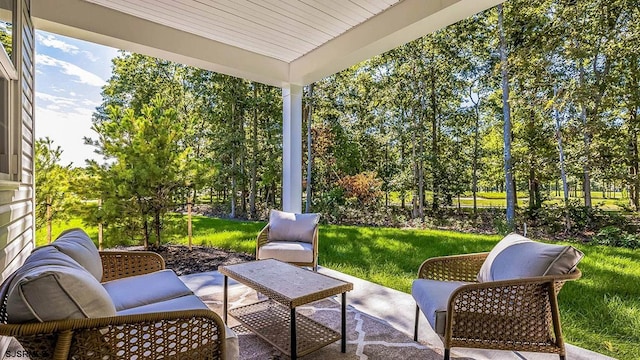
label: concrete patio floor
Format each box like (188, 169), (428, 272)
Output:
(180, 267), (613, 360)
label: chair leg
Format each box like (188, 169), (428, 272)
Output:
(414, 305), (420, 341)
(444, 348), (450, 360)
(559, 355), (566, 360)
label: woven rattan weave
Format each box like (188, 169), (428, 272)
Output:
(256, 224), (319, 271)
(0, 251), (227, 360)
(414, 252), (581, 360)
(229, 299), (341, 357)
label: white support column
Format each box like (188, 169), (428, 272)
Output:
(282, 84), (303, 213)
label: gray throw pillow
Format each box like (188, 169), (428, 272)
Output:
(477, 233), (583, 283)
(268, 209), (320, 244)
(6, 246), (116, 323)
(52, 228), (103, 281)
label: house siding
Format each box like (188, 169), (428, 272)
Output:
(0, 0), (34, 284)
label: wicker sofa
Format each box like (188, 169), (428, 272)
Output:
(412, 233), (583, 360)
(0, 229), (238, 360)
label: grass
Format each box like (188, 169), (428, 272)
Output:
(38, 216), (639, 359)
(387, 191), (628, 210)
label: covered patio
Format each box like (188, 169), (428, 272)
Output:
(0, 0), (613, 359)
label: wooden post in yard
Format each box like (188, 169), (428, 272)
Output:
(46, 196), (52, 243)
(98, 199), (104, 251)
(188, 198), (193, 251)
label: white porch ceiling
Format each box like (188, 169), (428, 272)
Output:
(84, 0), (402, 63)
(32, 0), (505, 87)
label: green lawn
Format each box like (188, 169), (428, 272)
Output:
(38, 216), (639, 359)
(387, 191), (629, 210)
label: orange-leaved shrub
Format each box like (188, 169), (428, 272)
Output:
(337, 172), (383, 207)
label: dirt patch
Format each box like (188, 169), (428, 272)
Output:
(122, 245), (255, 276)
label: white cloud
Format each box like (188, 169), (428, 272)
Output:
(36, 33), (80, 54)
(82, 50), (99, 62)
(36, 54), (106, 87)
(36, 92), (99, 118)
(36, 92), (77, 107)
(35, 107), (103, 167)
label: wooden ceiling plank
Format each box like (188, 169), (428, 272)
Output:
(257, 0), (343, 36)
(199, 0), (326, 46)
(103, 0), (302, 61)
(300, 0), (367, 25)
(120, 0), (313, 58)
(149, 0), (319, 51)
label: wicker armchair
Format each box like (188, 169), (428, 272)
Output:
(413, 252), (581, 360)
(256, 223), (319, 271)
(0, 251), (227, 360)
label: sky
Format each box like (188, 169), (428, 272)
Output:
(35, 30), (119, 167)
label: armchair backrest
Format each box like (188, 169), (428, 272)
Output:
(477, 233), (584, 283)
(268, 209), (320, 244)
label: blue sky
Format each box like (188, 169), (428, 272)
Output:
(35, 30), (118, 167)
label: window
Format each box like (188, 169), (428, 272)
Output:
(0, 0), (17, 182)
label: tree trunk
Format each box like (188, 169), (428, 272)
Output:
(499, 4), (516, 231)
(430, 63), (439, 212)
(632, 123), (640, 210)
(306, 83), (314, 213)
(401, 135), (406, 209)
(154, 210), (161, 248)
(143, 216), (149, 250)
(578, 60), (593, 208)
(250, 83), (258, 219)
(471, 87), (480, 214)
(230, 156), (237, 218)
(528, 110), (538, 209)
(554, 90), (570, 206)
(46, 196), (52, 244)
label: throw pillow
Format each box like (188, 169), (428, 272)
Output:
(477, 233), (583, 282)
(268, 209), (320, 244)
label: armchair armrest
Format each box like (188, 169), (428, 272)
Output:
(256, 224), (270, 253)
(1, 310), (226, 360)
(417, 252), (489, 282)
(445, 269), (582, 353)
(99, 251), (165, 282)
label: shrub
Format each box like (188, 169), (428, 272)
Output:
(592, 226), (640, 249)
(337, 172), (383, 207)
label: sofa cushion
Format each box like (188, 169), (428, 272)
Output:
(6, 246), (116, 323)
(116, 294), (207, 315)
(268, 209), (319, 244)
(477, 233), (584, 283)
(52, 228), (103, 281)
(117, 295), (239, 360)
(258, 241), (314, 263)
(412, 279), (470, 336)
(103, 269), (193, 311)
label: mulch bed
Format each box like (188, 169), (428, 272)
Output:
(127, 245), (255, 276)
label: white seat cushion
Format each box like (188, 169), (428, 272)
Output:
(268, 209), (319, 244)
(103, 269), (193, 311)
(411, 279), (470, 336)
(6, 246), (116, 323)
(116, 294), (208, 315)
(477, 233), (584, 282)
(52, 228), (103, 281)
(258, 241), (314, 263)
(117, 295), (239, 360)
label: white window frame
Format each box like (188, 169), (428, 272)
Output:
(0, 5), (19, 187)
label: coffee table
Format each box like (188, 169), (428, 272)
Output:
(219, 259), (353, 359)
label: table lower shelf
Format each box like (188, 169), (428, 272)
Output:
(229, 299), (341, 357)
